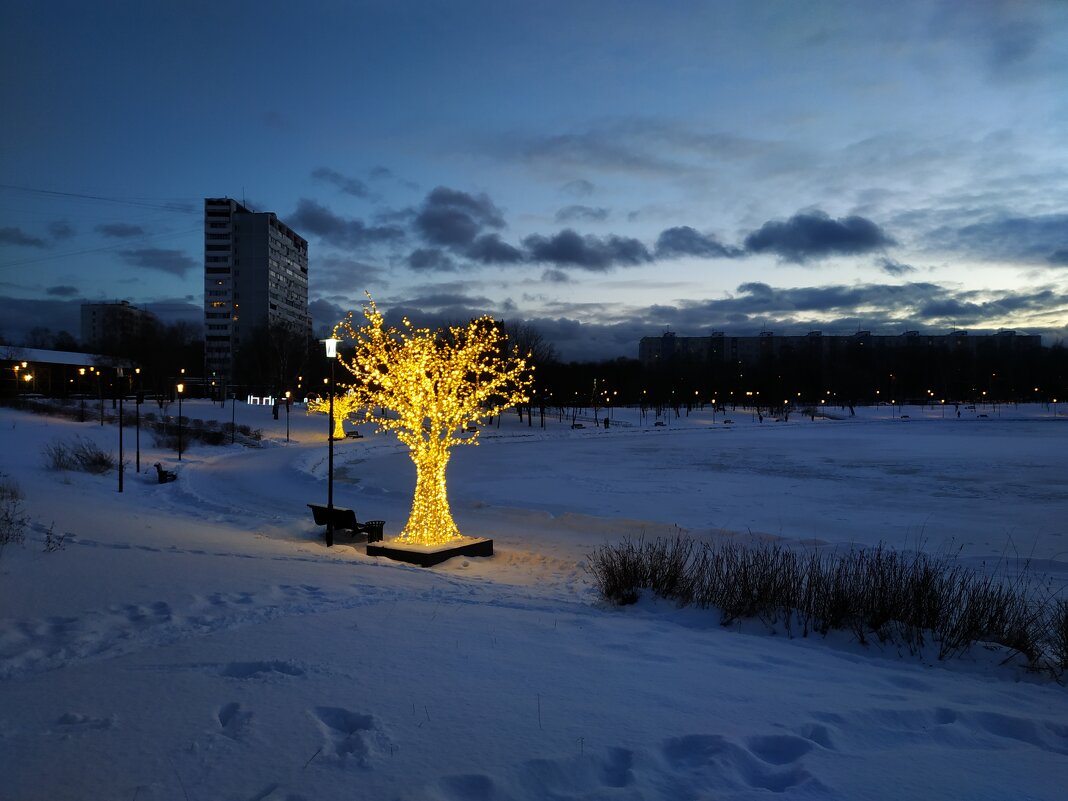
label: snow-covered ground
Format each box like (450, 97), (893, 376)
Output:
(1, 400), (1066, 800)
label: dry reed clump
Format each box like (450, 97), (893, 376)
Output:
(587, 536), (1068, 676)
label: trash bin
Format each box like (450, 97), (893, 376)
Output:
(363, 520), (385, 543)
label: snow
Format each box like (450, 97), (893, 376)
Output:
(1, 400), (1067, 800)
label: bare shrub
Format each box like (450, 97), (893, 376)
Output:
(0, 474), (28, 556)
(587, 536), (1062, 675)
(43, 523), (67, 552)
(1048, 600), (1068, 675)
(44, 436), (116, 474)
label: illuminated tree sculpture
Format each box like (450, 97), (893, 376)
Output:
(334, 297), (532, 547)
(307, 392), (361, 440)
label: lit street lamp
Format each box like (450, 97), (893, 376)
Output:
(285, 390), (291, 442)
(78, 368), (86, 421)
(134, 367), (142, 473)
(177, 382), (185, 460)
(322, 337), (340, 547)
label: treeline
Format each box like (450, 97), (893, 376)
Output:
(13, 321), (1066, 413)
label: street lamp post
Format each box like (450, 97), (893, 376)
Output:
(117, 368), (124, 493)
(322, 338), (340, 547)
(177, 382), (185, 460)
(134, 367), (141, 473)
(285, 390), (291, 442)
(98, 369), (104, 425)
(78, 368), (86, 421)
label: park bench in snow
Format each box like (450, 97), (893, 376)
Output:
(307, 504), (383, 542)
(153, 463), (177, 484)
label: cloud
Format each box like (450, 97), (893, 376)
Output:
(1049, 250), (1068, 266)
(466, 233), (524, 265)
(288, 199), (405, 250)
(414, 187), (506, 248)
(407, 248), (456, 272)
(877, 257), (917, 276)
(646, 281), (1068, 339)
(0, 227), (47, 248)
(744, 211), (894, 262)
(48, 221), (75, 240)
(561, 179), (595, 197)
(928, 213), (1068, 265)
(523, 229), (652, 271)
(96, 222), (146, 238)
(119, 248), (197, 277)
(311, 167), (370, 198)
(398, 292), (496, 310)
(46, 285), (79, 297)
(541, 269), (571, 283)
(555, 205), (609, 223)
(309, 297), (350, 335)
(311, 254), (386, 293)
(492, 119), (782, 181)
(655, 226), (740, 259)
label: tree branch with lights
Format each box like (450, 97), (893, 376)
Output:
(333, 296), (533, 547)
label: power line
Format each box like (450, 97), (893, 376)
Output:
(0, 183), (197, 214)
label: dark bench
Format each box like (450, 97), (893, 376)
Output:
(345, 430), (363, 439)
(307, 504), (383, 542)
(153, 462), (177, 483)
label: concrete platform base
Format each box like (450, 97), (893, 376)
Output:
(366, 537), (493, 567)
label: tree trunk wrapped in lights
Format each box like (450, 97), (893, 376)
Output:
(334, 296), (532, 547)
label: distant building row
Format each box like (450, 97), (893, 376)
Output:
(638, 330), (1042, 369)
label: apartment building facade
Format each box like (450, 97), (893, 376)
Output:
(203, 198), (310, 382)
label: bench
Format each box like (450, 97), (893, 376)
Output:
(153, 462), (177, 484)
(307, 504), (383, 542)
(345, 429), (363, 439)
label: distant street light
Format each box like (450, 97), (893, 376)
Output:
(285, 390), (291, 442)
(177, 382), (185, 460)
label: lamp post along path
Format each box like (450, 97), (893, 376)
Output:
(177, 382), (184, 461)
(322, 338), (340, 547)
(117, 367), (124, 493)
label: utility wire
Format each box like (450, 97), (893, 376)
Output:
(0, 183), (197, 214)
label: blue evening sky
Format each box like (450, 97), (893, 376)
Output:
(2, 0), (1066, 360)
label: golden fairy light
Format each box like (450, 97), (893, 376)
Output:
(307, 392), (361, 439)
(333, 295), (533, 547)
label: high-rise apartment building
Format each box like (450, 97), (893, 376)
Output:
(203, 198), (310, 383)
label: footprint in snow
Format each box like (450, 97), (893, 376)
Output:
(217, 701), (252, 740)
(310, 706), (391, 766)
(661, 733), (825, 794)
